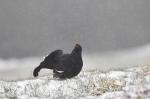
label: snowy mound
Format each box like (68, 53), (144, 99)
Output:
(0, 65), (150, 99)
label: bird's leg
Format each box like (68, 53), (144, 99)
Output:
(53, 69), (66, 79)
(53, 70), (59, 78)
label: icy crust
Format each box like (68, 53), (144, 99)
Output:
(0, 65), (150, 99)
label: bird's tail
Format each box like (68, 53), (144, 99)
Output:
(33, 65), (42, 77)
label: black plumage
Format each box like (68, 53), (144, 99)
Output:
(33, 44), (83, 79)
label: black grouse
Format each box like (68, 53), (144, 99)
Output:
(33, 44), (83, 79)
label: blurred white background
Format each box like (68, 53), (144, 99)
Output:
(0, 0), (150, 80)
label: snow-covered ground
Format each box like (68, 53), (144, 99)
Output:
(0, 65), (150, 99)
(0, 44), (150, 98)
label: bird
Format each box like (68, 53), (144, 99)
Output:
(33, 44), (83, 79)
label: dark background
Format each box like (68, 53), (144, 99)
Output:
(0, 0), (150, 58)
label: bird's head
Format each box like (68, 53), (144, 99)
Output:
(75, 43), (82, 50)
(72, 44), (82, 54)
(75, 43), (81, 48)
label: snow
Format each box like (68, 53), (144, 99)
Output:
(0, 65), (150, 99)
(0, 45), (150, 98)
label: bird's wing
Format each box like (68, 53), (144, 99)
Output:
(44, 50), (63, 62)
(54, 54), (71, 72)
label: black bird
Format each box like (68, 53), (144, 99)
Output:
(33, 44), (83, 79)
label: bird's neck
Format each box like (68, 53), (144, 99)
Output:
(71, 50), (82, 59)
